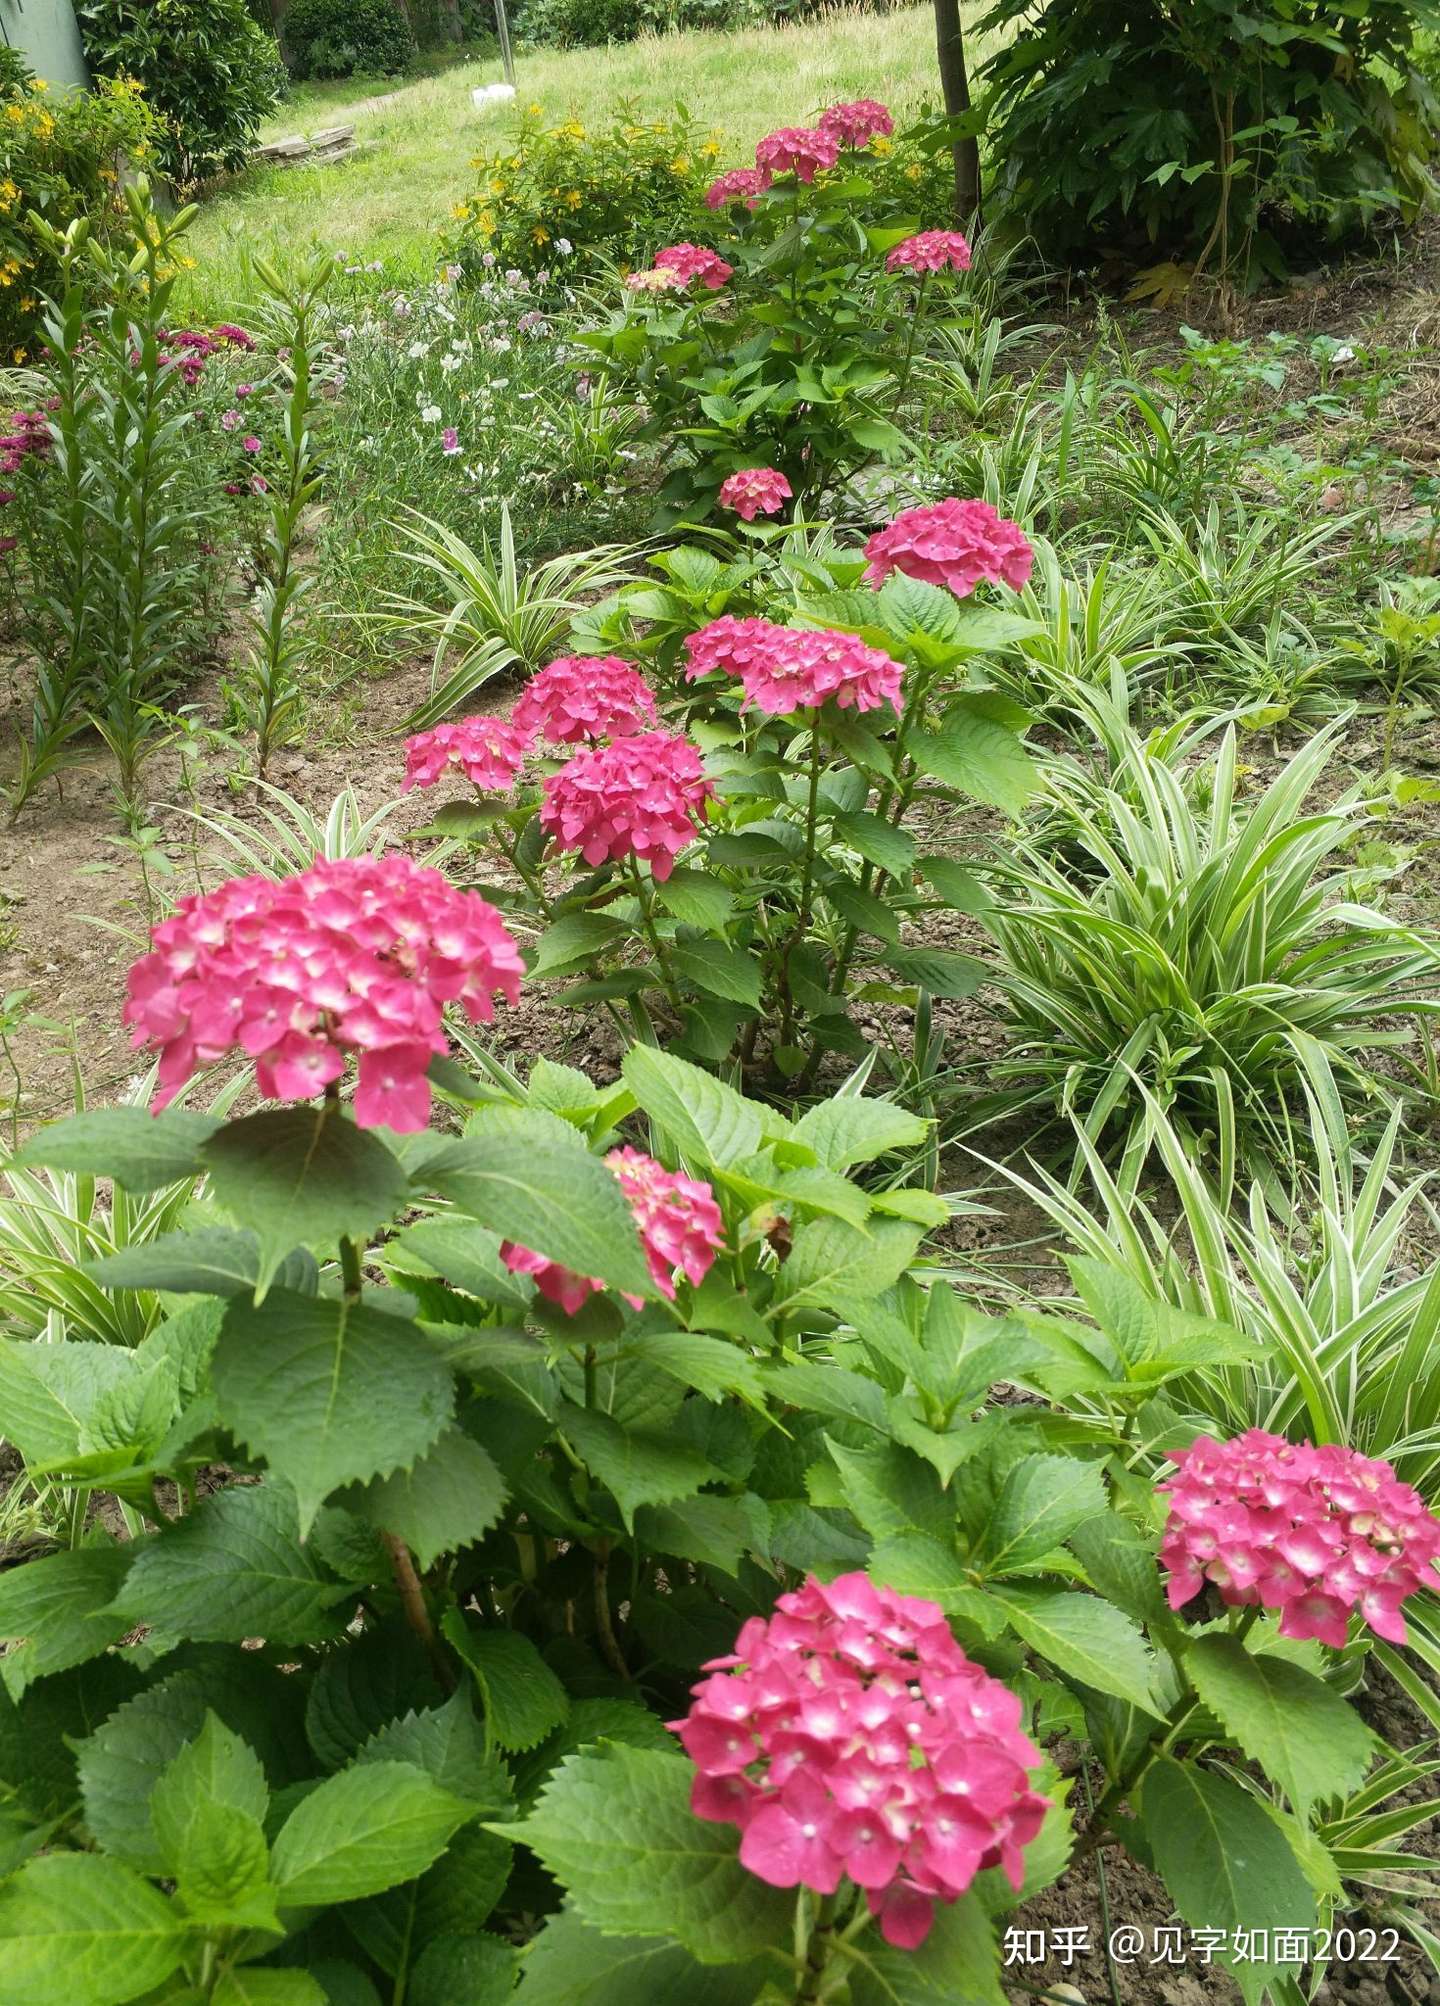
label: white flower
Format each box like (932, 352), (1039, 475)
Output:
(440, 353), (462, 373)
(407, 340), (431, 359)
(491, 378), (510, 391)
(1332, 345), (1355, 364)
(556, 237), (573, 256)
(420, 404), (443, 423)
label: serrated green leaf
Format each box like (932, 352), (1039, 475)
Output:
(636, 1493), (770, 1576)
(621, 1043), (766, 1168)
(213, 1973), (328, 2006)
(200, 1107), (410, 1300)
(623, 1329), (765, 1403)
(0, 1340), (142, 1465)
(833, 810), (916, 880)
(410, 1933), (516, 2006)
(0, 1543), (133, 1700)
(491, 1744), (790, 1964)
(0, 1852), (185, 2006)
(881, 947), (987, 997)
(982, 1454), (1108, 1577)
(671, 940), (762, 1009)
(559, 1402), (717, 1529)
(529, 911), (630, 978)
(992, 1587), (1162, 1716)
(516, 1909), (769, 2004)
(1184, 1634), (1374, 1817)
(917, 855), (992, 912)
(212, 1291), (454, 1534)
(387, 1218), (534, 1312)
(306, 1624), (443, 1771)
(1139, 1756), (1316, 2004)
(150, 1712), (269, 1871)
(1067, 1512), (1168, 1628)
(868, 1535), (1004, 1638)
(87, 1229), (318, 1300)
(271, 1760), (471, 1906)
(442, 1618), (570, 1753)
(910, 699), (1036, 816)
(791, 1096), (929, 1171)
(846, 1890), (1005, 2003)
(771, 1217), (922, 1313)
(655, 868), (735, 931)
(824, 1437), (952, 1543)
(344, 1426), (508, 1570)
(357, 1691), (512, 1811)
(11, 1106), (218, 1192)
(115, 1480), (352, 1644)
(421, 1112), (652, 1300)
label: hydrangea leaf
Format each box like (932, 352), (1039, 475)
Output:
(1184, 1634), (1374, 1816)
(0, 1543), (134, 1701)
(441, 1617), (570, 1754)
(0, 1853), (186, 2006)
(270, 1760), (472, 1907)
(516, 1909), (770, 2004)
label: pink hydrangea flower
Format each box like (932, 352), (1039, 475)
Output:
(705, 167), (772, 210)
(654, 243), (734, 291)
(512, 656), (658, 745)
(863, 499), (1033, 598)
(624, 265), (687, 295)
(755, 125), (841, 184)
(671, 1572), (1049, 1950)
(1160, 1431), (1440, 1649)
(402, 715), (533, 793)
(885, 231), (973, 277)
(718, 467), (793, 520)
(819, 99), (894, 148)
(684, 616), (902, 714)
(501, 1147), (723, 1311)
(122, 856), (523, 1131)
(540, 730), (712, 880)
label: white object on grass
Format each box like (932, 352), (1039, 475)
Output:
(472, 83), (518, 110)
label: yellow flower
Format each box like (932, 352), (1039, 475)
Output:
(669, 155), (690, 175)
(871, 135), (893, 156)
(701, 140), (721, 159)
(532, 225), (549, 244)
(488, 178), (505, 197)
(560, 119), (585, 140)
(452, 201), (471, 219)
(904, 164), (922, 181)
(30, 77), (48, 92)
(0, 272), (11, 289)
(564, 188), (582, 210)
(12, 347), (25, 364)
(19, 296), (34, 312)
(5, 105), (24, 125)
(527, 102), (543, 117)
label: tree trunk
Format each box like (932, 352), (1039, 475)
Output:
(933, 0), (981, 227)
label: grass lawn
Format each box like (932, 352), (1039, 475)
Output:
(180, 5), (996, 317)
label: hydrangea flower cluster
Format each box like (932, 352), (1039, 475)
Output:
(819, 99), (894, 148)
(624, 265), (687, 296)
(672, 1572), (1049, 1950)
(885, 231), (974, 277)
(501, 1146), (724, 1311)
(123, 856), (523, 1131)
(864, 498), (1034, 599)
(755, 125), (841, 183)
(402, 715), (532, 793)
(685, 616), (902, 714)
(705, 167), (772, 210)
(513, 655), (658, 745)
(718, 466), (793, 520)
(539, 729), (712, 880)
(654, 243), (734, 291)
(1160, 1430), (1440, 1648)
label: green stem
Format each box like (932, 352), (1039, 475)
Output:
(339, 1233), (364, 1301)
(627, 855), (681, 1008)
(796, 1889), (840, 2003)
(893, 271), (928, 411)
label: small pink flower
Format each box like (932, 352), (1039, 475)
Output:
(1160, 1431), (1440, 1648)
(718, 467), (792, 521)
(241, 434), (261, 454)
(123, 856), (523, 1131)
(219, 409), (241, 431)
(0, 535), (16, 557)
(213, 323), (256, 350)
(654, 243), (734, 291)
(672, 1572), (1048, 1950)
(885, 231), (973, 277)
(755, 125), (841, 184)
(624, 265), (687, 295)
(512, 656), (657, 745)
(402, 715), (533, 793)
(236, 382), (255, 397)
(704, 167), (772, 210)
(863, 499), (1033, 598)
(819, 99), (894, 148)
(441, 426), (460, 455)
(540, 729), (712, 881)
(250, 475), (269, 495)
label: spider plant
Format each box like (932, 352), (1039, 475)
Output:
(963, 717), (1440, 1188)
(166, 779), (410, 879)
(379, 503), (636, 730)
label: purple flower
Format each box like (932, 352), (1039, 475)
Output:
(441, 427), (460, 456)
(241, 435), (261, 454)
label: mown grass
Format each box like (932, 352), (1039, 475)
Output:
(179, 4), (998, 318)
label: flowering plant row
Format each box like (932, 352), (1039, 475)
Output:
(1, 880), (1436, 1997)
(400, 499), (1043, 1081)
(579, 97), (975, 524)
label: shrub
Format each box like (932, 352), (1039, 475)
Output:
(977, 0), (1440, 279)
(283, 0), (417, 81)
(78, 0), (286, 188)
(444, 102), (717, 280)
(0, 54), (159, 359)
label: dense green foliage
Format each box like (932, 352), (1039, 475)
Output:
(78, 0), (286, 186)
(978, 0), (1440, 278)
(283, 0), (418, 81)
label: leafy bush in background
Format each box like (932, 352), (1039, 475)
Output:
(78, 0), (286, 188)
(283, 0), (418, 81)
(0, 51), (159, 358)
(445, 103), (717, 279)
(976, 0), (1440, 280)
